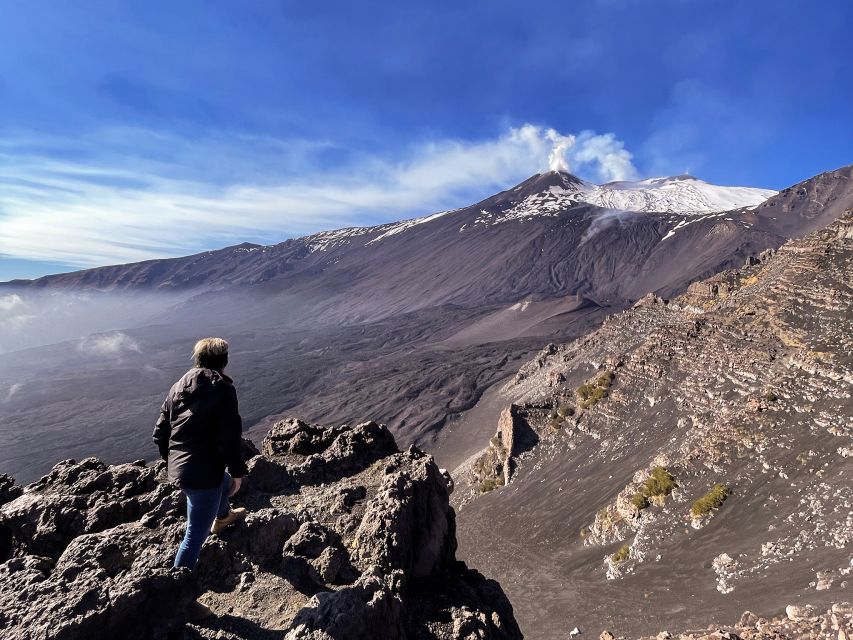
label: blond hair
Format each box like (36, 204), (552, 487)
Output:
(192, 337), (229, 370)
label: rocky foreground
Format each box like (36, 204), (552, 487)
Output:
(0, 419), (521, 639)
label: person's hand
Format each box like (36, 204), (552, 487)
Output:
(229, 477), (243, 497)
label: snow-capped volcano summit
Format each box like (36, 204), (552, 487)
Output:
(500, 170), (777, 216)
(473, 170), (777, 226)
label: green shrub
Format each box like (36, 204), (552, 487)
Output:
(643, 467), (677, 498)
(577, 383), (596, 401)
(580, 387), (608, 408)
(597, 371), (615, 388)
(577, 371), (614, 408)
(589, 387), (607, 401)
(630, 492), (649, 511)
(558, 403), (575, 418)
(611, 544), (630, 563)
(690, 483), (729, 517)
(479, 476), (505, 493)
(764, 392), (779, 402)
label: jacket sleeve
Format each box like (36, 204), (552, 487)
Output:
(217, 383), (247, 478)
(152, 397), (172, 460)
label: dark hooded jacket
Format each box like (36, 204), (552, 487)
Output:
(153, 367), (247, 489)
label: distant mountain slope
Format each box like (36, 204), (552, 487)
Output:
(2, 170), (779, 296)
(3, 171), (777, 290)
(450, 209), (853, 638)
(0, 165), (850, 484)
(754, 163), (853, 235)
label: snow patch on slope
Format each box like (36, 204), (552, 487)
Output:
(366, 210), (456, 245)
(587, 175), (776, 213)
(305, 209), (457, 252)
(307, 227), (373, 252)
(476, 189), (577, 225)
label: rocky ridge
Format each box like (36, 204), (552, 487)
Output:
(455, 210), (853, 637)
(0, 419), (521, 639)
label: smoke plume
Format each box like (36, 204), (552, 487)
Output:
(546, 130), (638, 182)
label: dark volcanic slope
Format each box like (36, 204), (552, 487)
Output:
(451, 210), (853, 638)
(1, 167), (851, 483)
(754, 164), (853, 235)
(5, 167), (850, 312)
(1, 168), (800, 308)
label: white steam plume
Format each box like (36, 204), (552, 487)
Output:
(546, 130), (638, 182)
(580, 209), (634, 244)
(546, 130), (576, 172)
(5, 383), (22, 402)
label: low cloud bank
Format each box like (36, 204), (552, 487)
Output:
(79, 332), (141, 356)
(0, 289), (189, 355)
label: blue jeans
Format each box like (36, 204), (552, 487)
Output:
(174, 472), (231, 569)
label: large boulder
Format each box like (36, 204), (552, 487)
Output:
(262, 418), (398, 483)
(354, 446), (455, 579)
(0, 458), (167, 559)
(285, 569), (407, 640)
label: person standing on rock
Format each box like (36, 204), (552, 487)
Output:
(153, 337), (248, 569)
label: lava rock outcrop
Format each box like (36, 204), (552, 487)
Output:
(0, 419), (522, 640)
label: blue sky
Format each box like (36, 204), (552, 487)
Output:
(1, 0), (851, 279)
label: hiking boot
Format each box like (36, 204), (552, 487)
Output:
(211, 507), (247, 534)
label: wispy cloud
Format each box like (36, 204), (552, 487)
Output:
(0, 293), (35, 330)
(0, 294), (25, 311)
(641, 79), (775, 177)
(0, 125), (638, 271)
(78, 332), (141, 356)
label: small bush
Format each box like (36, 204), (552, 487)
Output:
(580, 387), (608, 408)
(589, 387), (608, 402)
(577, 383), (597, 401)
(597, 371), (615, 388)
(630, 492), (649, 511)
(643, 467), (677, 498)
(577, 372), (614, 408)
(690, 483), (729, 517)
(558, 403), (575, 418)
(611, 544), (630, 563)
(479, 476), (505, 493)
(764, 392), (779, 402)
